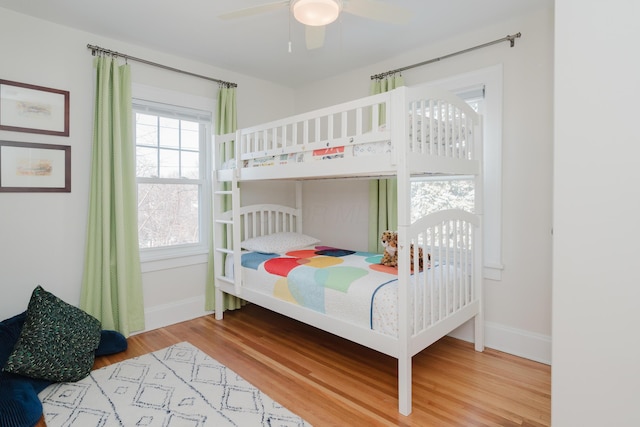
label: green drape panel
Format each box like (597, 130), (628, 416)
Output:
(216, 86), (236, 214)
(367, 75), (404, 253)
(368, 178), (398, 253)
(370, 74), (405, 126)
(80, 57), (145, 337)
(205, 86), (243, 311)
(215, 85), (237, 136)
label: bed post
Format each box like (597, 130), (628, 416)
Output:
(473, 212), (485, 352)
(232, 170), (242, 296)
(392, 86), (413, 415)
(474, 308), (485, 351)
(398, 356), (412, 415)
(474, 115), (485, 352)
(295, 181), (302, 232)
(214, 288), (224, 320)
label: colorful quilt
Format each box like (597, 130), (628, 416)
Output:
(241, 246), (401, 332)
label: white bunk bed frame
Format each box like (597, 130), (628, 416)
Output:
(212, 85), (484, 416)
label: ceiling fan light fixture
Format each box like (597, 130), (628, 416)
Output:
(292, 0), (341, 26)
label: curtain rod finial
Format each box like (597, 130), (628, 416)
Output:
(508, 32), (522, 47)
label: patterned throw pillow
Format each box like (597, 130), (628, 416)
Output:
(2, 286), (101, 382)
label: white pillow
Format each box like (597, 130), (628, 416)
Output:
(241, 232), (320, 253)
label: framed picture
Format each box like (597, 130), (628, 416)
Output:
(0, 80), (70, 136)
(0, 141), (71, 192)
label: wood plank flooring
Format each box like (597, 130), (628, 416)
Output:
(89, 304), (550, 426)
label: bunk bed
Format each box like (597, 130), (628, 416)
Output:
(212, 85), (484, 416)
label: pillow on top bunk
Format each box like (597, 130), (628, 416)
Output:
(241, 232), (320, 254)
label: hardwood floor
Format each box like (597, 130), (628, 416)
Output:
(90, 304), (550, 427)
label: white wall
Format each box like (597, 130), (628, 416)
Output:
(296, 8), (554, 363)
(553, 1), (640, 425)
(0, 8), (295, 327)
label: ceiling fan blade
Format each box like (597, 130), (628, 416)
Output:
(218, 1), (289, 20)
(343, 0), (410, 24)
(305, 25), (326, 50)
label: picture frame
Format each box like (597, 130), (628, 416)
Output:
(0, 80), (70, 136)
(0, 141), (71, 192)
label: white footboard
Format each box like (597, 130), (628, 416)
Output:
(398, 209), (482, 348)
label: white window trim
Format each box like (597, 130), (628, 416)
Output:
(132, 83), (215, 272)
(423, 64), (504, 280)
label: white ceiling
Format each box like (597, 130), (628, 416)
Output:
(0, 0), (551, 88)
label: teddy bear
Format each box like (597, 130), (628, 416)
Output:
(380, 230), (429, 271)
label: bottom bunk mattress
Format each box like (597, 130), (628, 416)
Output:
(226, 245), (465, 337)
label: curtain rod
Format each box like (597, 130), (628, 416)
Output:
(87, 44), (237, 88)
(371, 32), (521, 80)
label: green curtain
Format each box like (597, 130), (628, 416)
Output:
(367, 74), (404, 253)
(215, 84), (237, 136)
(205, 85), (243, 311)
(80, 56), (145, 337)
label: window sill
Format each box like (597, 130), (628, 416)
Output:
(141, 251), (209, 273)
(484, 263), (504, 281)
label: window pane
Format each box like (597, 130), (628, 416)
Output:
(411, 179), (474, 223)
(136, 113), (157, 126)
(136, 147), (158, 177)
(138, 183), (200, 248)
(159, 117), (180, 149)
(159, 148), (180, 179)
(136, 120), (158, 148)
(181, 150), (199, 179)
(181, 121), (200, 150)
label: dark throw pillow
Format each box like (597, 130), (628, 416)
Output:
(95, 330), (128, 356)
(0, 311), (26, 369)
(0, 377), (42, 427)
(2, 286), (101, 382)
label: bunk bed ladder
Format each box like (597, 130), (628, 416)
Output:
(212, 134), (241, 317)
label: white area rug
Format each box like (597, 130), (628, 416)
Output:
(38, 342), (311, 426)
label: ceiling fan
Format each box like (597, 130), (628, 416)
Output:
(218, 0), (411, 50)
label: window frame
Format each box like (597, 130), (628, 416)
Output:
(131, 85), (213, 271)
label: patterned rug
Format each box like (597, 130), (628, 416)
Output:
(38, 342), (311, 426)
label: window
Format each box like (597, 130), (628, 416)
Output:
(133, 99), (212, 260)
(411, 65), (504, 280)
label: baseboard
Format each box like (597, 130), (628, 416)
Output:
(448, 320), (552, 365)
(140, 298), (552, 365)
(141, 296), (212, 333)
